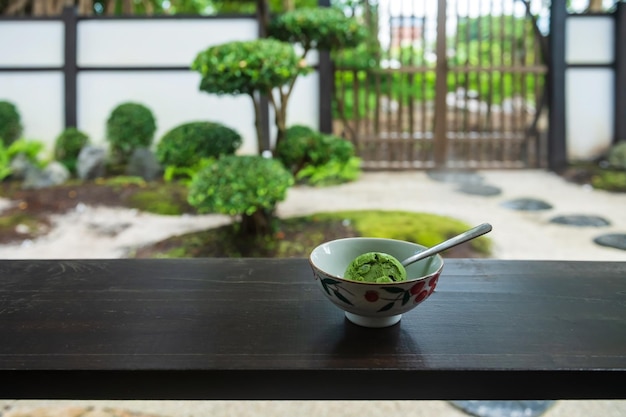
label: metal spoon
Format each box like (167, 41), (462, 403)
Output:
(400, 223), (493, 267)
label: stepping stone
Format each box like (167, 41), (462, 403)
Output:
(593, 234), (626, 251)
(501, 198), (553, 211)
(456, 183), (502, 197)
(550, 215), (611, 227)
(449, 400), (556, 417)
(427, 170), (484, 185)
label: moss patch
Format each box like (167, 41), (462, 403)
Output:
(132, 210), (492, 259)
(0, 211), (49, 243)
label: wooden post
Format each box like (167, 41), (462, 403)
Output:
(62, 6), (78, 129)
(615, 2), (626, 143)
(318, 0), (333, 134)
(256, 0), (272, 153)
(548, 0), (567, 171)
(433, 0), (448, 166)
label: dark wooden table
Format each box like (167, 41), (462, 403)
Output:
(0, 258), (624, 400)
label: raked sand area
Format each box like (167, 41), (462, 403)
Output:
(1, 170), (625, 417)
(1, 170), (625, 261)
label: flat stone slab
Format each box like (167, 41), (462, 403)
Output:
(427, 170), (484, 185)
(449, 400), (556, 417)
(456, 183), (502, 197)
(593, 233), (626, 251)
(501, 198), (553, 211)
(550, 215), (611, 227)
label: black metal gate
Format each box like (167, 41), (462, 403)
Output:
(333, 0), (549, 169)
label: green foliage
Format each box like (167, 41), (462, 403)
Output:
(0, 142), (11, 181)
(163, 157), (216, 185)
(54, 127), (90, 173)
(295, 156), (361, 186)
(275, 125), (318, 172)
(607, 142), (626, 169)
(592, 171), (626, 192)
(8, 138), (46, 167)
(192, 39), (306, 96)
(156, 121), (241, 168)
(0, 101), (23, 146)
(187, 155), (294, 217)
(106, 102), (157, 164)
(276, 126), (354, 171)
(276, 125), (359, 185)
(269, 7), (367, 52)
(0, 138), (46, 181)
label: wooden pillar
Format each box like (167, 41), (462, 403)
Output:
(433, 0), (448, 166)
(318, 0), (333, 134)
(615, 2), (626, 143)
(62, 6), (78, 129)
(256, 0), (271, 152)
(548, 0), (567, 171)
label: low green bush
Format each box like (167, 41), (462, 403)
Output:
(188, 155), (294, 234)
(275, 125), (318, 173)
(592, 171), (626, 192)
(276, 125), (360, 185)
(156, 121), (242, 168)
(295, 156), (361, 186)
(0, 138), (46, 181)
(54, 127), (90, 173)
(106, 102), (156, 164)
(0, 101), (23, 146)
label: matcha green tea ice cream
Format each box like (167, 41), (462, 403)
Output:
(344, 252), (407, 283)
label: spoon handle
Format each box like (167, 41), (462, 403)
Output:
(400, 223), (493, 267)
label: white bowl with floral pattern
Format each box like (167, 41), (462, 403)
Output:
(309, 237), (444, 328)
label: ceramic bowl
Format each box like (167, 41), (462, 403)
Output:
(309, 237), (444, 328)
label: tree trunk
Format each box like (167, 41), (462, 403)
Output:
(240, 209), (273, 236)
(249, 92), (265, 155)
(273, 94), (287, 149)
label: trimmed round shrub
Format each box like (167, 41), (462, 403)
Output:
(276, 125), (355, 174)
(0, 101), (23, 146)
(156, 122), (242, 168)
(188, 155), (294, 217)
(192, 39), (306, 97)
(106, 102), (157, 164)
(322, 134), (355, 164)
(54, 127), (90, 173)
(275, 125), (318, 172)
(269, 8), (367, 51)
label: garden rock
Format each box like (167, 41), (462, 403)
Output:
(593, 234), (626, 251)
(77, 145), (106, 180)
(549, 215), (611, 227)
(125, 147), (162, 181)
(9, 153), (35, 180)
(456, 183), (502, 197)
(427, 169), (484, 185)
(22, 161), (70, 189)
(449, 401), (556, 417)
(501, 198), (553, 211)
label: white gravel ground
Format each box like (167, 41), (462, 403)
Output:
(4, 169), (624, 261)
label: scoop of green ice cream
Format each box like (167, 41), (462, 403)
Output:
(344, 252), (407, 283)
